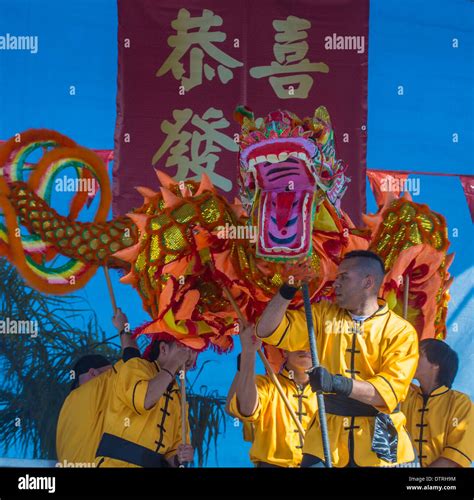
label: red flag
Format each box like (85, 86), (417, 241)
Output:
(367, 170), (409, 207)
(459, 175), (474, 222)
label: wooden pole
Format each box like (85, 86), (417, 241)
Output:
(103, 266), (118, 313)
(180, 365), (187, 444)
(104, 266), (189, 462)
(403, 275), (410, 320)
(180, 365), (189, 467)
(221, 286), (305, 440)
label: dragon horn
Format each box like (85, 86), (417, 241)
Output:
(196, 173), (215, 195)
(120, 270), (138, 285)
(445, 253), (455, 270)
(135, 186), (158, 203)
(155, 169), (176, 188)
(112, 242), (141, 263)
(160, 186), (182, 209)
(126, 212), (149, 234)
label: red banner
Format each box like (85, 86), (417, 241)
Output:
(114, 0), (369, 223)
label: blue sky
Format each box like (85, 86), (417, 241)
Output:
(0, 0), (473, 466)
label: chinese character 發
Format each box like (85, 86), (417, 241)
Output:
(152, 108), (238, 192)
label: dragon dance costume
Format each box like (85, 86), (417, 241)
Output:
(0, 105), (455, 467)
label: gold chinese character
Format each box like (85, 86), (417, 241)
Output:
(152, 108), (238, 191)
(156, 8), (243, 91)
(250, 16), (329, 99)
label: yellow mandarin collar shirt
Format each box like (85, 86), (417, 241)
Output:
(229, 367), (317, 467)
(96, 357), (189, 467)
(56, 361), (122, 466)
(402, 383), (474, 467)
(258, 299), (419, 467)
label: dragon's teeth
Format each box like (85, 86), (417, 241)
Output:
(255, 155), (266, 164)
(278, 152), (289, 161)
(248, 158), (256, 168)
(266, 154), (279, 163)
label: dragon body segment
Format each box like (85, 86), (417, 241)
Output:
(0, 108), (453, 350)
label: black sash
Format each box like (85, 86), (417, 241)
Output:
(324, 394), (380, 416)
(96, 433), (167, 468)
(324, 394), (400, 463)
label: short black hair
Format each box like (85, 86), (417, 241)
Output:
(70, 354), (111, 391)
(145, 339), (163, 362)
(343, 250), (386, 275)
(420, 339), (459, 388)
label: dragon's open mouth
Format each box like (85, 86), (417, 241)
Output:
(248, 145), (316, 260)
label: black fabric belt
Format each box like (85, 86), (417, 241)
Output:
(96, 433), (167, 468)
(324, 394), (401, 463)
(324, 394), (400, 417)
(255, 461), (285, 468)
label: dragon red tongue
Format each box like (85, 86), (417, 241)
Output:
(256, 189), (314, 260)
(275, 191), (296, 230)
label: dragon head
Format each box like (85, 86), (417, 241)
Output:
(235, 106), (350, 261)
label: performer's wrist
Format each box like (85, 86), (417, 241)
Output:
(161, 367), (175, 379)
(279, 283), (299, 300)
(332, 375), (353, 397)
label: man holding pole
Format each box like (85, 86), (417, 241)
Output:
(256, 250), (419, 467)
(95, 338), (196, 467)
(227, 323), (317, 467)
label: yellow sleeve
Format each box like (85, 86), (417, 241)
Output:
(228, 375), (273, 423)
(441, 394), (474, 468)
(112, 360), (123, 372)
(366, 322), (419, 413)
(400, 384), (417, 415)
(115, 358), (153, 415)
(258, 302), (327, 352)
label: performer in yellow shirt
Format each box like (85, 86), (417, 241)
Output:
(257, 250), (419, 467)
(56, 308), (140, 466)
(402, 339), (473, 468)
(95, 339), (196, 467)
(227, 323), (317, 467)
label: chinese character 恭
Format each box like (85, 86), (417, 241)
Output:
(156, 8), (243, 91)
